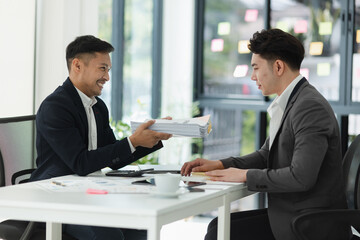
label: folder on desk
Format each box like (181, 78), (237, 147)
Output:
(130, 115), (212, 138)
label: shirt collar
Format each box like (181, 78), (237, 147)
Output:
(267, 74), (303, 115)
(75, 87), (97, 108)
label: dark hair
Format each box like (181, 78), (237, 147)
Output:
(248, 29), (304, 70)
(66, 35), (114, 70)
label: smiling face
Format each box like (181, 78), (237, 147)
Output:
(250, 53), (281, 96)
(71, 52), (111, 98)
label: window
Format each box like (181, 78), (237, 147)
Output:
(202, 0), (266, 99)
(110, 0), (161, 123)
(122, 0), (154, 122)
(98, 0), (113, 111)
(271, 0), (342, 101)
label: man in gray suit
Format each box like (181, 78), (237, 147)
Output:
(181, 29), (351, 240)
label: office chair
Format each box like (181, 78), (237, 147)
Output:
(0, 116), (76, 240)
(291, 134), (360, 240)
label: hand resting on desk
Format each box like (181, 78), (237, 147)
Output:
(181, 158), (247, 183)
(181, 158), (223, 176)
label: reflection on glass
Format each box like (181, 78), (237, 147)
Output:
(271, 0), (342, 101)
(123, 0), (153, 122)
(353, 0), (360, 102)
(203, 0), (265, 99)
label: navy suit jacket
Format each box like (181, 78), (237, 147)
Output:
(30, 78), (162, 181)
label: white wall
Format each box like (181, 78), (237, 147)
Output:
(34, 0), (98, 110)
(0, 0), (36, 118)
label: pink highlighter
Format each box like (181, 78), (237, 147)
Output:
(86, 188), (108, 194)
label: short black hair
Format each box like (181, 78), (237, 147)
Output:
(66, 35), (114, 70)
(248, 29), (304, 70)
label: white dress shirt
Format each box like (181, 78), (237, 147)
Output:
(75, 88), (136, 153)
(267, 74), (303, 148)
(76, 88), (98, 151)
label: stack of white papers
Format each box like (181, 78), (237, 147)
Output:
(130, 115), (212, 138)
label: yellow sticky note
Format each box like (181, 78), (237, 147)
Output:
(317, 63), (331, 76)
(357, 30), (360, 43)
(319, 22), (332, 35)
(309, 42), (323, 55)
(276, 21), (289, 32)
(238, 40), (250, 54)
(218, 22), (231, 35)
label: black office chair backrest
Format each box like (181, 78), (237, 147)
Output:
(342, 134), (360, 210)
(0, 115), (36, 186)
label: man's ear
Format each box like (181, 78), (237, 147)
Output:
(72, 58), (81, 73)
(274, 60), (285, 76)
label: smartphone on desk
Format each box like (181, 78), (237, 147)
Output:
(181, 181), (206, 192)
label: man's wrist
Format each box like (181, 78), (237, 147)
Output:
(217, 160), (225, 169)
(128, 136), (137, 152)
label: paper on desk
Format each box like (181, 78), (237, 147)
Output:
(36, 176), (155, 194)
(130, 115), (212, 138)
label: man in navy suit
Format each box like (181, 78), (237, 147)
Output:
(30, 35), (171, 240)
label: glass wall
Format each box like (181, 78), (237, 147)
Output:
(98, 0), (113, 112)
(201, 108), (256, 160)
(203, 0), (265, 99)
(122, 0), (154, 122)
(271, 0), (342, 101)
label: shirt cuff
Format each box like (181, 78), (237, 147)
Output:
(127, 137), (136, 153)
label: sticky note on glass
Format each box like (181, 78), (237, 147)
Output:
(309, 42), (323, 55)
(317, 63), (331, 76)
(238, 40), (250, 54)
(276, 21), (289, 32)
(211, 39), (224, 52)
(245, 9), (258, 22)
(319, 22), (332, 35)
(233, 65), (249, 77)
(300, 68), (309, 80)
(357, 30), (360, 43)
(218, 22), (231, 35)
(294, 20), (308, 33)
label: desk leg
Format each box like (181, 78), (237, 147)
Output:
(46, 222), (62, 240)
(217, 195), (230, 240)
(148, 223), (161, 240)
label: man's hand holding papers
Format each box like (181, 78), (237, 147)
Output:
(131, 115), (212, 138)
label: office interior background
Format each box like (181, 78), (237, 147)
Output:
(1, 0), (360, 225)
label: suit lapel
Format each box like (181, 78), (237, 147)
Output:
(268, 78), (308, 156)
(62, 78), (89, 133)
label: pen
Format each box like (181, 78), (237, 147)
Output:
(52, 181), (66, 187)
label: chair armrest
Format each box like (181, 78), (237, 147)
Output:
(11, 169), (36, 185)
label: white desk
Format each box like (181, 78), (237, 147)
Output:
(0, 173), (253, 240)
